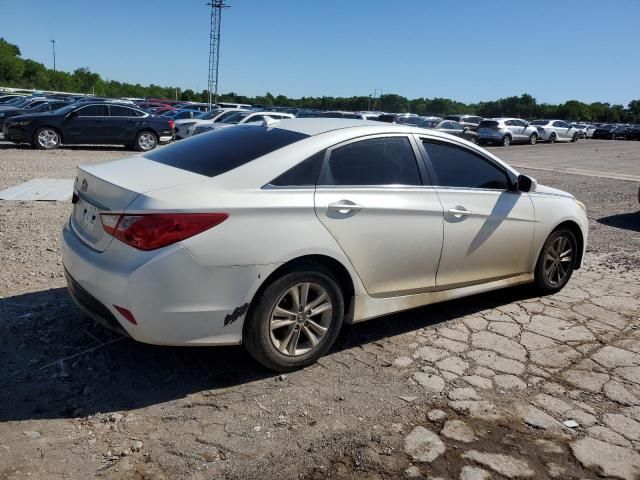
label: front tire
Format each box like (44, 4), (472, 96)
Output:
(243, 267), (345, 371)
(534, 229), (577, 294)
(548, 133), (556, 144)
(571, 133), (578, 142)
(33, 127), (61, 150)
(134, 131), (158, 151)
(529, 133), (538, 145)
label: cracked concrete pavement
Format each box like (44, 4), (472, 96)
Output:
(1, 139), (640, 479)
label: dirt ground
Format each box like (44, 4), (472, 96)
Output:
(1, 139), (639, 480)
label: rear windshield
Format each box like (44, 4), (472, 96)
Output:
(479, 120), (499, 128)
(144, 125), (309, 177)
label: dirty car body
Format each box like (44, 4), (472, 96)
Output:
(62, 119), (588, 370)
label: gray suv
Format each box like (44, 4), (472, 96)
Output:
(477, 118), (539, 146)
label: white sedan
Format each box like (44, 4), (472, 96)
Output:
(530, 119), (579, 143)
(192, 111), (294, 135)
(63, 119), (588, 371)
(173, 108), (247, 139)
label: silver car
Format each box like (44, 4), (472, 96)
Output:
(477, 118), (540, 146)
(530, 120), (579, 143)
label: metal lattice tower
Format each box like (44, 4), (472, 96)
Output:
(207, 1), (229, 108)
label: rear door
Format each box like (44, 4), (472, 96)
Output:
(511, 119), (529, 141)
(419, 138), (535, 288)
(108, 105), (145, 143)
(314, 135), (444, 297)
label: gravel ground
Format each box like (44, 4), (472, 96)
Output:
(1, 139), (639, 479)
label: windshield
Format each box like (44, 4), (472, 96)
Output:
(530, 120), (548, 126)
(417, 119), (440, 128)
(221, 111), (252, 124)
(196, 109), (222, 120)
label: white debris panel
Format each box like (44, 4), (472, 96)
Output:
(0, 179), (74, 201)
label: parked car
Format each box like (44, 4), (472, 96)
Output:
(162, 109), (203, 121)
(0, 94), (26, 104)
(61, 118), (587, 371)
(0, 99), (71, 130)
(592, 124), (629, 140)
(529, 120), (579, 143)
(173, 102), (211, 112)
(572, 124), (596, 139)
(626, 125), (640, 141)
(416, 117), (442, 128)
(443, 114), (483, 131)
(428, 120), (479, 143)
(174, 108), (249, 139)
(477, 118), (540, 146)
(192, 111), (294, 135)
(3, 102), (174, 151)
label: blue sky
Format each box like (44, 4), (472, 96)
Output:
(2, 0), (639, 105)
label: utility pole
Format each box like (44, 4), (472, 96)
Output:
(50, 39), (56, 71)
(206, 1), (229, 109)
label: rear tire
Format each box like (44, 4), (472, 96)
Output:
(243, 266), (345, 372)
(33, 127), (61, 150)
(534, 229), (577, 294)
(502, 135), (511, 147)
(529, 133), (538, 145)
(134, 131), (158, 151)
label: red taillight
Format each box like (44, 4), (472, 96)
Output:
(168, 119), (175, 129)
(100, 213), (228, 251)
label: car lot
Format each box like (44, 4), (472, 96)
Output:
(1, 139), (639, 479)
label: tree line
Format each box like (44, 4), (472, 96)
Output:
(1, 38), (638, 123)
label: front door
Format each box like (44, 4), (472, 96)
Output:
(314, 135), (444, 297)
(64, 104), (110, 144)
(419, 138), (535, 288)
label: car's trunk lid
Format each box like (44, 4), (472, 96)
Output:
(70, 157), (207, 252)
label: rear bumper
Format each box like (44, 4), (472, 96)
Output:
(65, 269), (130, 337)
(62, 221), (275, 346)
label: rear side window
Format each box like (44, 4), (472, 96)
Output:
(422, 140), (510, 190)
(269, 151), (325, 187)
(320, 137), (421, 186)
(144, 125), (309, 177)
(77, 105), (108, 116)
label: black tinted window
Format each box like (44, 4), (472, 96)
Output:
(110, 106), (138, 116)
(145, 125), (309, 177)
(270, 151), (325, 187)
(77, 105), (108, 116)
(422, 140), (509, 190)
(320, 137), (421, 186)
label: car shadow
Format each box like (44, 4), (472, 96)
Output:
(597, 212), (640, 232)
(0, 141), (133, 152)
(0, 284), (537, 422)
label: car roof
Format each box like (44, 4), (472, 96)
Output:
(267, 117), (472, 138)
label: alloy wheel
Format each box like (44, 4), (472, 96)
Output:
(269, 282), (333, 356)
(138, 132), (157, 151)
(503, 135), (511, 147)
(543, 235), (573, 286)
(37, 129), (59, 149)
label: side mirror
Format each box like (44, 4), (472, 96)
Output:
(517, 174), (537, 193)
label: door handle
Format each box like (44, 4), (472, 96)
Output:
(448, 207), (472, 218)
(328, 200), (362, 214)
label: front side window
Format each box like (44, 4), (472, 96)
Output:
(77, 105), (108, 116)
(422, 140), (510, 190)
(319, 137), (421, 186)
